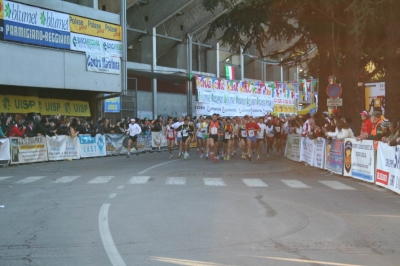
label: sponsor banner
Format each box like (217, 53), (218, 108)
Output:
(79, 134), (106, 158)
(3, 1), (69, 31)
(375, 142), (400, 194)
(0, 95), (39, 113)
(4, 20), (70, 49)
(46, 136), (80, 161)
(343, 139), (375, 182)
(102, 38), (122, 57)
(39, 98), (91, 117)
(313, 137), (326, 169)
(151, 131), (167, 148)
(10, 136), (48, 164)
(300, 137), (315, 166)
(325, 139), (344, 175)
(0, 19), (4, 40)
(86, 52), (121, 74)
(0, 0), (3, 20)
(104, 95), (120, 113)
(69, 14), (121, 41)
(285, 134), (301, 162)
(70, 32), (102, 54)
(0, 138), (10, 161)
(137, 134), (152, 152)
(105, 133), (127, 155)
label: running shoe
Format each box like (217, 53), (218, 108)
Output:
(248, 155), (252, 161)
(127, 153), (130, 158)
(216, 156), (220, 160)
(226, 155), (230, 161)
(169, 154), (173, 159)
(200, 154), (203, 159)
(257, 155), (260, 162)
(178, 153), (181, 158)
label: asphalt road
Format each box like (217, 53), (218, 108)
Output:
(1, 150), (400, 266)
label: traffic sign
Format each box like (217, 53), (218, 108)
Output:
(326, 83), (342, 99)
(327, 98), (343, 107)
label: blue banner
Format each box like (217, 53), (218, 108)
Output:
(104, 95), (120, 113)
(325, 139), (344, 175)
(3, 20), (70, 49)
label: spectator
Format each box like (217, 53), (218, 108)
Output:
(36, 117), (56, 137)
(69, 118), (79, 138)
(358, 110), (373, 139)
(366, 111), (383, 141)
(113, 119), (125, 134)
(95, 120), (105, 134)
(25, 120), (35, 137)
(1, 117), (11, 137)
(57, 118), (70, 135)
(384, 122), (399, 145)
(0, 122), (5, 138)
(325, 119), (355, 139)
(9, 123), (25, 137)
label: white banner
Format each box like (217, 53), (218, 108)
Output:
(79, 134), (106, 158)
(102, 39), (122, 57)
(71, 32), (102, 54)
(285, 134), (301, 162)
(86, 53), (121, 74)
(300, 137), (315, 166)
(375, 142), (400, 194)
(343, 139), (375, 183)
(105, 134), (128, 155)
(0, 139), (11, 161)
(46, 136), (80, 161)
(313, 137), (326, 169)
(151, 131), (167, 148)
(10, 137), (48, 164)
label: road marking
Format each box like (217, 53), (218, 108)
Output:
(319, 181), (356, 190)
(127, 176), (150, 184)
(150, 256), (230, 266)
(281, 180), (311, 188)
(117, 185), (124, 189)
(108, 193), (117, 199)
(138, 160), (179, 174)
(88, 176), (114, 184)
(166, 177), (186, 185)
(357, 182), (387, 192)
(255, 256), (364, 266)
(203, 178), (226, 186)
(0, 176), (13, 181)
(242, 179), (268, 187)
(54, 176), (80, 184)
(99, 204), (126, 266)
(16, 176), (46, 184)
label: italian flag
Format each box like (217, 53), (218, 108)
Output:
(226, 65), (235, 80)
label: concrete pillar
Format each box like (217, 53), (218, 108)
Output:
(206, 49), (217, 75)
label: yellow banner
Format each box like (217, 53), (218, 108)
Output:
(69, 15), (121, 41)
(0, 95), (91, 117)
(0, 0), (3, 20)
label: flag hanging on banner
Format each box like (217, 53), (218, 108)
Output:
(226, 65), (235, 80)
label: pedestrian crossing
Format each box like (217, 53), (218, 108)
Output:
(0, 175), (384, 192)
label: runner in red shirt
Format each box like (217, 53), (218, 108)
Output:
(245, 116), (261, 161)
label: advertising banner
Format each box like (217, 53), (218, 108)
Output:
(104, 95), (120, 113)
(0, 138), (10, 161)
(300, 137), (315, 166)
(10, 136), (48, 164)
(105, 134), (128, 155)
(325, 139), (344, 175)
(375, 142), (400, 194)
(86, 52), (121, 74)
(70, 32), (102, 54)
(313, 137), (326, 169)
(343, 139), (375, 182)
(137, 134), (153, 152)
(69, 14), (121, 41)
(0, 95), (40, 113)
(46, 136), (80, 161)
(151, 131), (167, 148)
(0, 0), (3, 20)
(285, 134), (301, 162)
(79, 134), (106, 158)
(102, 38), (122, 57)
(39, 98), (91, 117)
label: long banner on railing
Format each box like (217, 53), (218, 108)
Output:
(376, 142), (400, 194)
(46, 136), (80, 161)
(79, 134), (107, 158)
(343, 139), (375, 183)
(285, 134), (301, 162)
(10, 136), (48, 164)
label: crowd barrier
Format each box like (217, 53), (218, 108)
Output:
(285, 134), (399, 195)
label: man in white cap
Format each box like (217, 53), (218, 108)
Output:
(126, 118), (142, 158)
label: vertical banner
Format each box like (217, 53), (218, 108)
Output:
(375, 142), (400, 194)
(0, 138), (10, 161)
(343, 139), (375, 182)
(46, 136), (80, 161)
(313, 138), (326, 169)
(10, 137), (48, 164)
(325, 139), (344, 175)
(300, 137), (315, 166)
(78, 134), (106, 158)
(285, 134), (301, 162)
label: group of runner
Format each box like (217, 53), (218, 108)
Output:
(165, 114), (289, 162)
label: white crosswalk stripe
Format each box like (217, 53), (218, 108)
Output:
(319, 181), (356, 190)
(166, 177), (186, 185)
(88, 176), (114, 184)
(54, 176), (81, 184)
(0, 176), (13, 181)
(203, 178), (226, 186)
(282, 180), (311, 188)
(16, 176), (46, 184)
(242, 179), (268, 187)
(128, 176), (150, 184)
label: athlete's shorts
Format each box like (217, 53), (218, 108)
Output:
(182, 137), (189, 143)
(197, 135), (203, 140)
(202, 134), (209, 140)
(223, 138), (231, 144)
(274, 133), (281, 139)
(167, 137), (175, 142)
(247, 136), (257, 143)
(177, 137), (182, 142)
(266, 137), (274, 142)
(281, 134), (287, 140)
(256, 138), (265, 143)
(209, 134), (219, 142)
(129, 135), (138, 142)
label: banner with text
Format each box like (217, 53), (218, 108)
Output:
(375, 142), (400, 194)
(70, 32), (122, 57)
(0, 138), (10, 161)
(46, 136), (80, 161)
(79, 134), (106, 158)
(343, 139), (375, 183)
(285, 134), (301, 162)
(325, 139), (344, 175)
(151, 131), (167, 148)
(86, 52), (121, 74)
(300, 137), (315, 166)
(69, 14), (121, 41)
(313, 137), (326, 169)
(104, 95), (120, 113)
(10, 136), (48, 164)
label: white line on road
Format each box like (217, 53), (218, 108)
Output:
(54, 176), (80, 184)
(88, 176), (114, 184)
(127, 176), (150, 184)
(203, 178), (226, 186)
(138, 160), (178, 175)
(319, 181), (356, 190)
(166, 177), (186, 185)
(108, 193), (117, 199)
(281, 180), (311, 188)
(16, 176), (46, 184)
(99, 204), (126, 266)
(357, 182), (387, 192)
(117, 186), (124, 189)
(0, 176), (13, 181)
(242, 179), (268, 187)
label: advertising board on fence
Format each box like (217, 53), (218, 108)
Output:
(325, 139), (344, 175)
(46, 136), (80, 161)
(313, 137), (326, 169)
(285, 134), (301, 162)
(10, 136), (48, 164)
(343, 139), (375, 182)
(0, 138), (10, 161)
(375, 142), (400, 195)
(79, 134), (106, 158)
(151, 131), (167, 148)
(300, 137), (315, 166)
(105, 134), (127, 155)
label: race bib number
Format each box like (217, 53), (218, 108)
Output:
(225, 132), (231, 139)
(248, 130), (255, 137)
(182, 130), (188, 137)
(241, 130), (247, 137)
(168, 131), (174, 138)
(275, 127), (281, 133)
(211, 127), (218, 135)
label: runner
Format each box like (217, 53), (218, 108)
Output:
(232, 117), (240, 157)
(172, 116), (184, 158)
(256, 117), (267, 161)
(246, 116), (261, 161)
(265, 119), (275, 159)
(208, 113), (222, 162)
(175, 118), (195, 159)
(196, 116), (204, 157)
(201, 116), (210, 159)
(165, 118), (176, 159)
(222, 117), (233, 160)
(239, 117), (248, 159)
(274, 118), (283, 155)
(126, 118), (142, 158)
